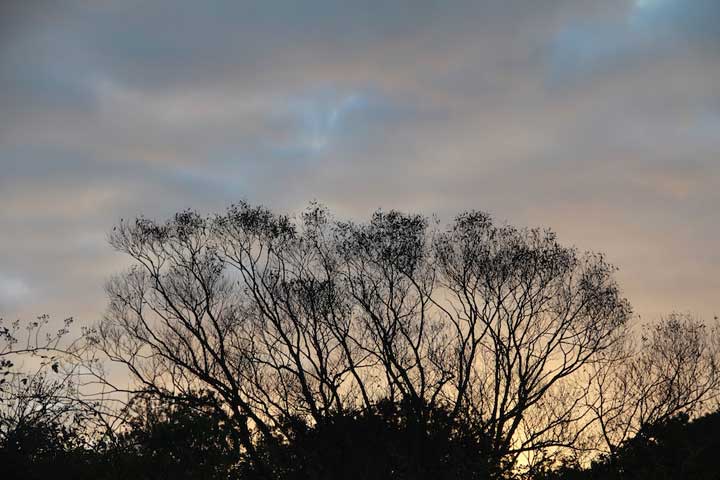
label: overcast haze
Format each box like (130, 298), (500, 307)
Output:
(1, 0), (718, 325)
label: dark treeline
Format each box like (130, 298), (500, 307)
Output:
(3, 390), (720, 480)
(2, 202), (719, 479)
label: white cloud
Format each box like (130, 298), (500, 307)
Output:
(0, 273), (31, 307)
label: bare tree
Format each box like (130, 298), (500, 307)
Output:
(95, 202), (634, 472)
(431, 211), (631, 466)
(0, 315), (90, 443)
(589, 313), (720, 455)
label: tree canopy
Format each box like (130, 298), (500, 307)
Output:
(2, 202), (718, 479)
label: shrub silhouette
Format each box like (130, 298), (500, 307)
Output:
(538, 410), (720, 480)
(242, 399), (498, 480)
(106, 392), (241, 480)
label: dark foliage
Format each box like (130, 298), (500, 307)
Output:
(0, 396), (499, 480)
(540, 410), (720, 480)
(0, 418), (91, 480)
(243, 399), (499, 480)
(105, 392), (241, 480)
(7, 403), (720, 479)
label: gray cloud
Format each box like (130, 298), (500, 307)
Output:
(547, 0), (720, 84)
(1, 0), (718, 324)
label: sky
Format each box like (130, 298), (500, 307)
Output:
(1, 0), (718, 326)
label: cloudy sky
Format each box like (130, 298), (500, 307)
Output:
(1, 0), (718, 325)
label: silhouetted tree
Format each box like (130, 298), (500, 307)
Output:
(89, 202), (632, 473)
(103, 390), (241, 480)
(0, 316), (99, 480)
(540, 409), (720, 480)
(587, 313), (720, 456)
(240, 398), (498, 480)
(3, 204), (719, 479)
